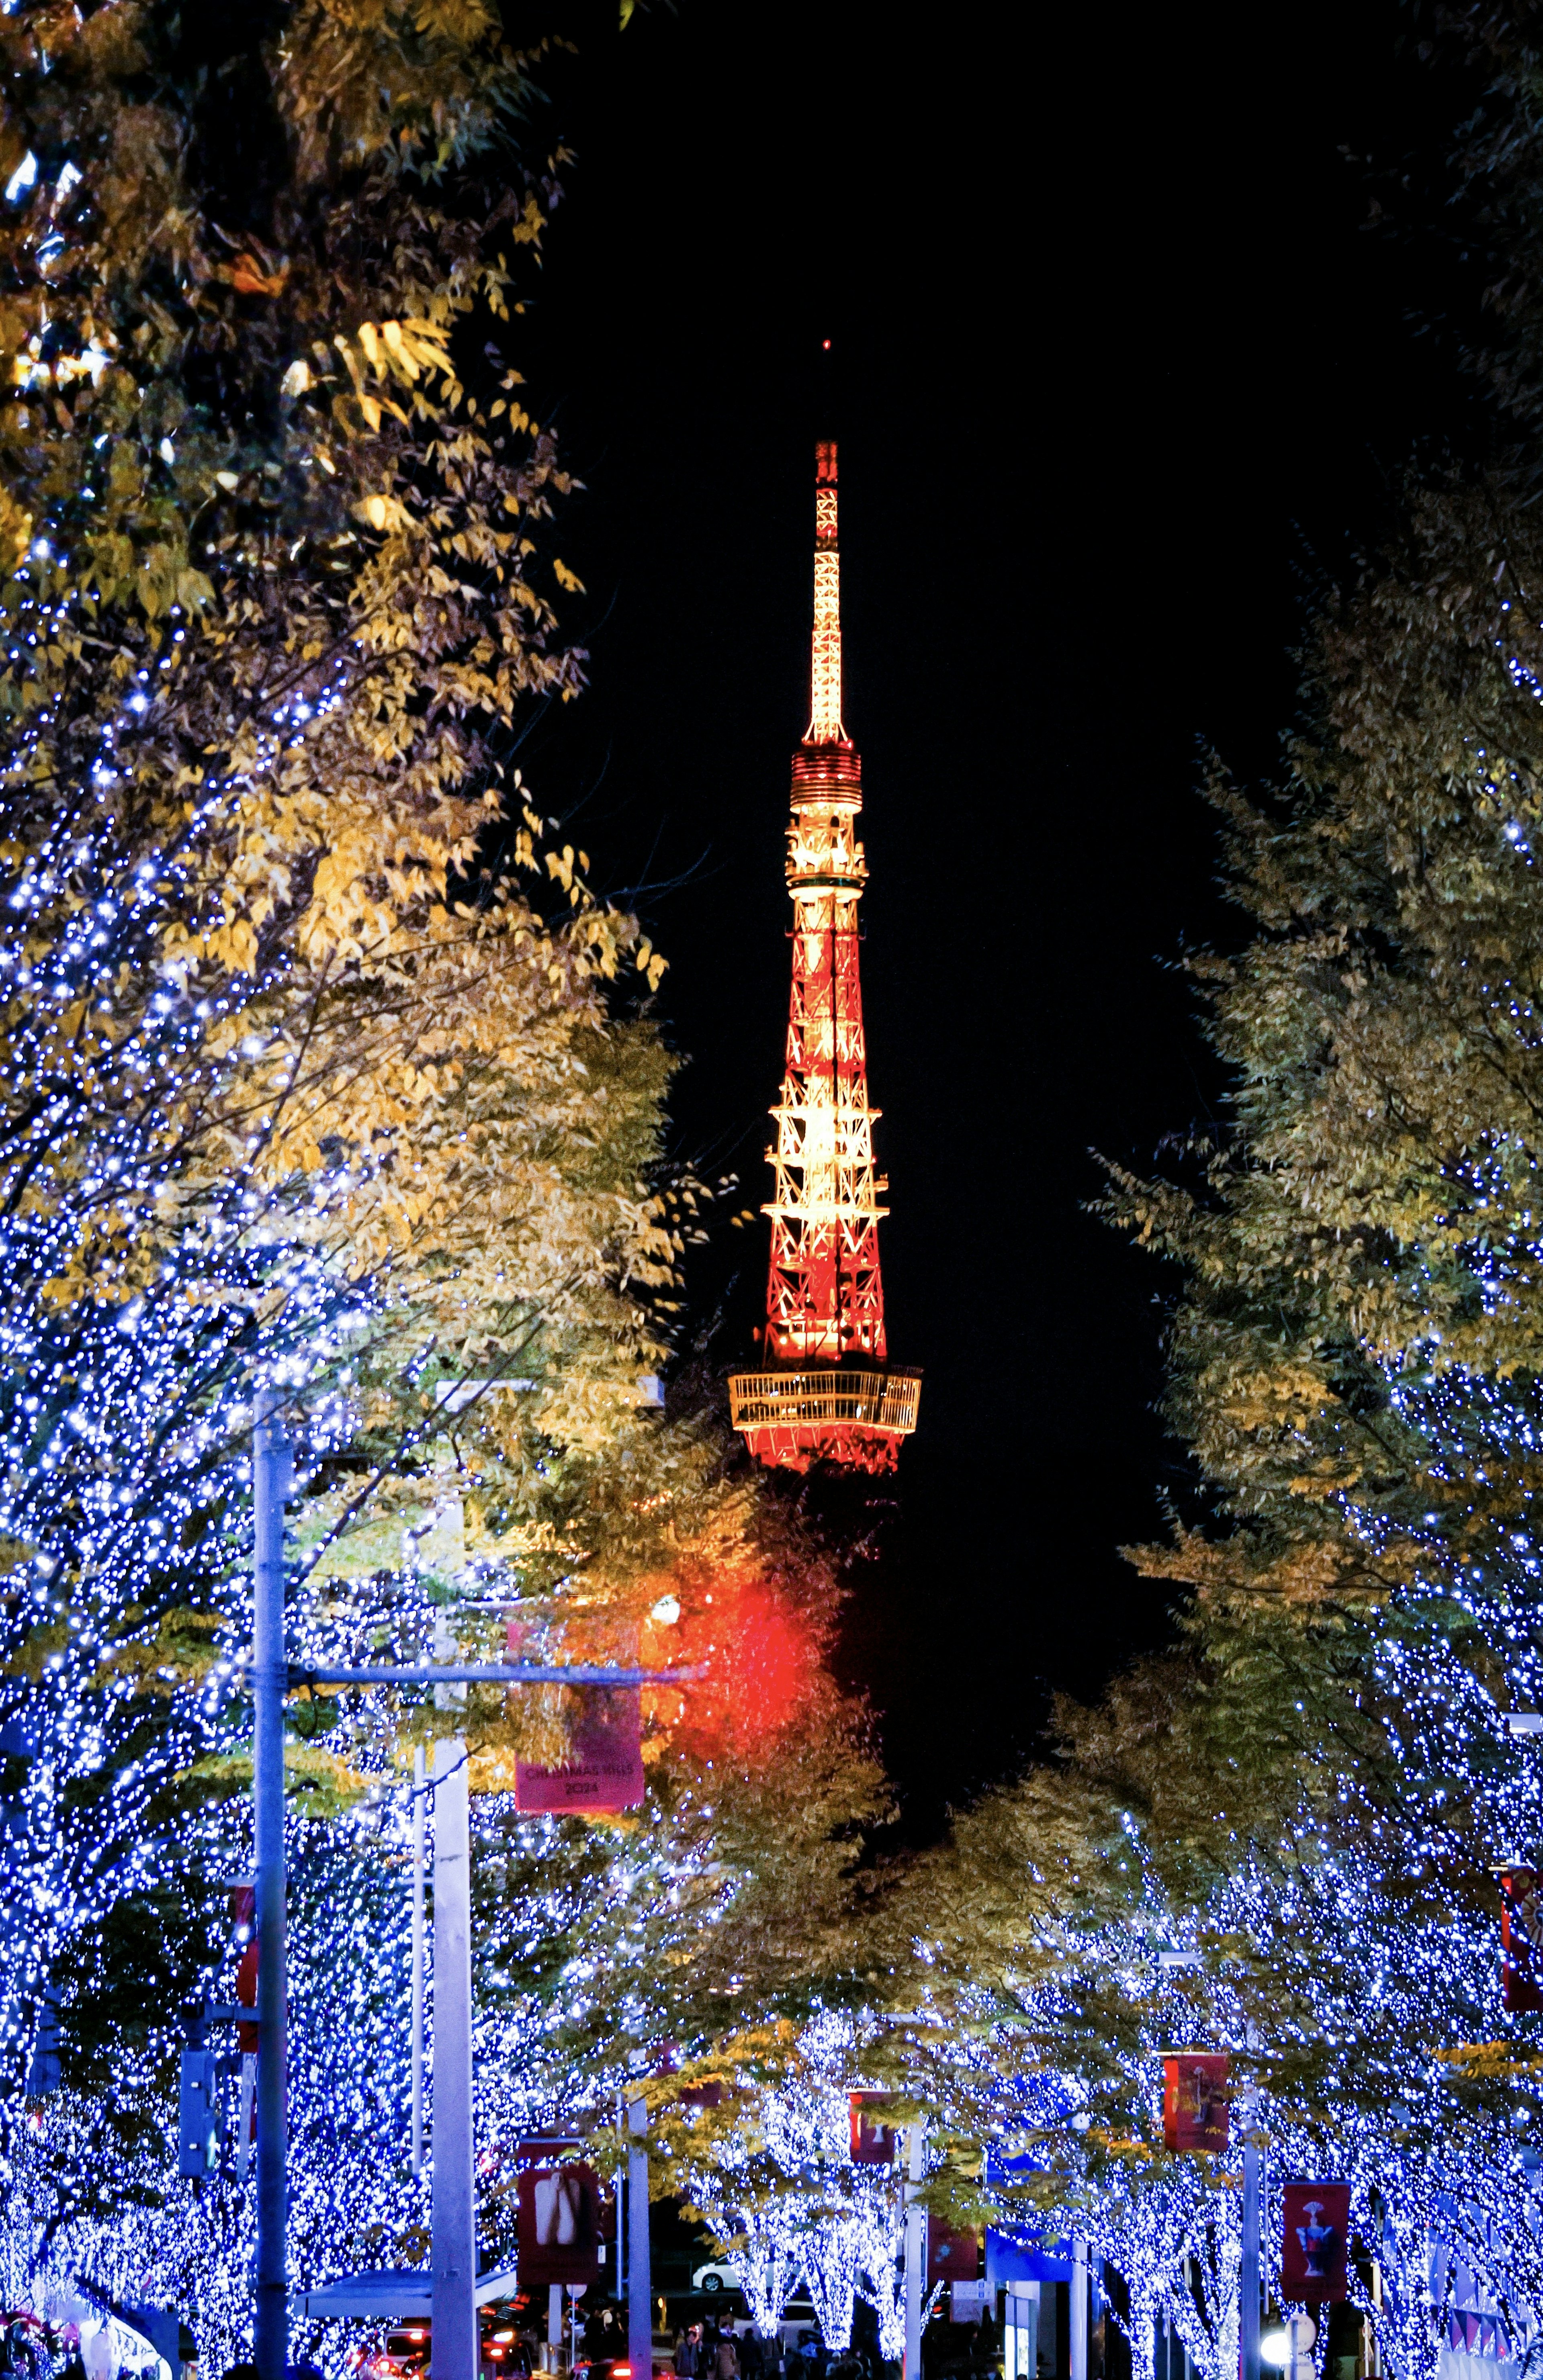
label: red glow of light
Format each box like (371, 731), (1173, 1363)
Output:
(822, 339), (831, 349)
(660, 1570), (820, 1766)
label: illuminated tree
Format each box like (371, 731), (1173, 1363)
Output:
(825, 31), (1543, 2378)
(643, 2010), (921, 2352)
(0, 0), (706, 2128)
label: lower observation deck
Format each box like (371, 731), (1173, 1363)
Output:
(728, 1365), (922, 1475)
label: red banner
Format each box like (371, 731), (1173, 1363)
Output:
(516, 2157), (605, 2286)
(1161, 2053), (1230, 2152)
(849, 2092), (900, 2165)
(1281, 2182), (1350, 2301)
(231, 1883), (258, 2053)
(927, 2222), (981, 2286)
(1502, 1869), (1543, 2012)
(515, 1691), (645, 1814)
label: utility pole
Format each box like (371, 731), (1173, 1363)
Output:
(432, 1738), (477, 2380)
(627, 2096), (652, 2380)
(411, 1742), (426, 2176)
(1240, 2142), (1262, 2380)
(252, 1387), (290, 2380)
(1070, 2239), (1088, 2380)
(902, 2123), (925, 2380)
(256, 1622), (698, 2375)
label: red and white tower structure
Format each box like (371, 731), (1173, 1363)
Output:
(729, 442), (921, 1472)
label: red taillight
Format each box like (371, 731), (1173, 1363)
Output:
(613, 2364), (632, 2374)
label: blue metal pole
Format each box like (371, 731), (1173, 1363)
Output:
(253, 1388), (289, 2380)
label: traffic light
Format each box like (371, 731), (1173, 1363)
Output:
(178, 2046), (221, 2178)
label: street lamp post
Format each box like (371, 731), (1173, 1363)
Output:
(627, 2096), (652, 2380)
(248, 1387), (698, 2380)
(902, 2124), (925, 2380)
(411, 1742), (426, 2175)
(1240, 2139), (1262, 2380)
(252, 1390), (291, 2380)
(254, 1578), (695, 2380)
(432, 1737), (477, 2380)
(1069, 2238), (1087, 2380)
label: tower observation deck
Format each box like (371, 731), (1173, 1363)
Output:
(728, 442), (921, 1472)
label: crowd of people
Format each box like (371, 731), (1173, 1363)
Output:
(665, 2305), (1003, 2380)
(669, 2319), (866, 2380)
(380, 2294), (1007, 2380)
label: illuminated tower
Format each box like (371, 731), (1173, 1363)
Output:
(729, 442), (922, 1472)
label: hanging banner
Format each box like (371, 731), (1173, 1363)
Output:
(927, 2221), (981, 2286)
(1281, 2182), (1351, 2301)
(231, 1883), (259, 2053)
(515, 1689), (645, 1814)
(849, 2092), (900, 2165)
(516, 2151), (605, 2285)
(1161, 2053), (1230, 2152)
(1501, 1868), (1543, 2012)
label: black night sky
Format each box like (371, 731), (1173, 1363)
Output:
(510, 2), (1482, 1830)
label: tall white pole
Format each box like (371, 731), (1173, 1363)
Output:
(252, 1388), (289, 2380)
(1070, 2239), (1088, 2380)
(1240, 2144), (1261, 2380)
(628, 2097), (652, 2380)
(903, 2123), (925, 2380)
(431, 1738), (477, 2380)
(411, 1742), (426, 2175)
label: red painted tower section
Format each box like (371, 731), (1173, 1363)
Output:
(729, 443), (921, 1472)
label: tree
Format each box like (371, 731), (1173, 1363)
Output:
(651, 2010), (912, 2354)
(0, 0), (703, 2122)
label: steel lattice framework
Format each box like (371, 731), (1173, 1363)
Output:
(729, 441), (921, 1472)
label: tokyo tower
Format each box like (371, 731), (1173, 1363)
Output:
(729, 441), (921, 1472)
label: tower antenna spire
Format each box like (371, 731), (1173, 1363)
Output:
(729, 440), (922, 1472)
(808, 438), (844, 744)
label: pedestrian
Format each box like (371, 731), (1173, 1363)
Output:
(715, 2332), (740, 2380)
(675, 2330), (700, 2379)
(740, 2331), (764, 2380)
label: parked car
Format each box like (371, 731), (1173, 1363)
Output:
(691, 2262), (737, 2294)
